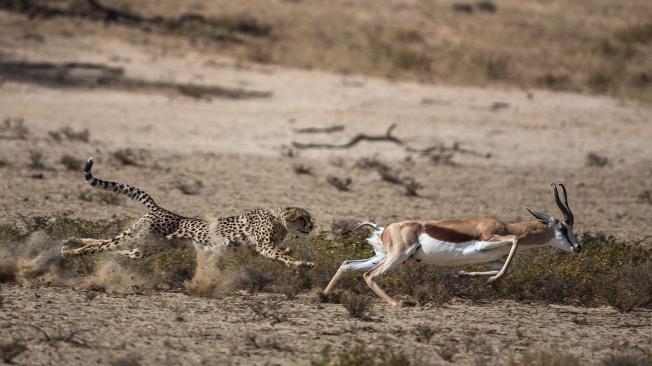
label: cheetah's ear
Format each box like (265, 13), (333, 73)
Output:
(281, 207), (300, 221)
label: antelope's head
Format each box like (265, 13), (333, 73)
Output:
(527, 183), (581, 254)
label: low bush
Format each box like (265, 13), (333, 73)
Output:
(507, 349), (581, 366)
(1, 216), (650, 311)
(311, 342), (418, 366)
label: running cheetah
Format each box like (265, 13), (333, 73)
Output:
(60, 158), (315, 267)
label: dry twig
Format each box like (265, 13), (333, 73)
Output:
(292, 124), (401, 149)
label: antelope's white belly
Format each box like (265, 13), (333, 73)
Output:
(414, 234), (510, 266)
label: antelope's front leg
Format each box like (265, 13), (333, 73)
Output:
(487, 238), (519, 284)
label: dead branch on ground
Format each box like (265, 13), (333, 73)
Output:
(293, 125), (345, 134)
(292, 124), (401, 150)
(25, 325), (93, 349)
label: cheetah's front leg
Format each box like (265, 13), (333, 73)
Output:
(253, 239), (313, 268)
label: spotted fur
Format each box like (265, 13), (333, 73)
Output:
(61, 158), (315, 267)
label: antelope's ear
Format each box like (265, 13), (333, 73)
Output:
(526, 208), (555, 225)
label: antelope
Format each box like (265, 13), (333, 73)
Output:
(324, 183), (580, 307)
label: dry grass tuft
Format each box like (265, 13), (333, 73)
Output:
(0, 117), (29, 139)
(615, 22), (652, 44)
(311, 342), (418, 366)
(508, 349), (581, 366)
(78, 190), (123, 205)
(0, 340), (28, 364)
(28, 150), (46, 170)
(60, 154), (83, 171)
(327, 176), (352, 191)
(586, 152), (608, 167)
(48, 126), (90, 143)
(110, 353), (143, 366)
(176, 179), (203, 195)
(292, 163), (313, 175)
(340, 291), (372, 319)
(638, 190), (652, 205)
(414, 324), (436, 344)
(601, 352), (652, 366)
(111, 148), (141, 166)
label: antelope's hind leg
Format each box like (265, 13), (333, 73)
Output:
(363, 243), (421, 307)
(324, 253), (385, 294)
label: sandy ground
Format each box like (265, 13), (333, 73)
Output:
(1, 285), (650, 366)
(1, 9), (651, 366)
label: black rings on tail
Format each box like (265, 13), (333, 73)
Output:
(83, 157), (159, 211)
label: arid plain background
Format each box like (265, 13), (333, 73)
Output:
(0, 1), (651, 365)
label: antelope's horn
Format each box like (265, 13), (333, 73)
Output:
(558, 183), (574, 225)
(551, 183), (572, 225)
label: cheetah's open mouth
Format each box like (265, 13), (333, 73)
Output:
(297, 228), (312, 234)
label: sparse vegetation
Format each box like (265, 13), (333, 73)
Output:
(601, 352), (652, 366)
(586, 152), (609, 167)
(292, 163), (313, 175)
(48, 126), (90, 143)
(375, 164), (423, 196)
(537, 72), (572, 91)
(175, 179), (203, 195)
(437, 343), (459, 362)
(60, 154), (83, 171)
(414, 324), (436, 344)
(311, 342), (418, 366)
(1, 217), (650, 311)
(0, 340), (27, 364)
(112, 148), (140, 166)
(0, 117), (29, 139)
(1, 1), (651, 101)
(615, 22), (652, 44)
(110, 353), (143, 366)
(28, 150), (46, 170)
(507, 349), (581, 366)
(639, 190), (652, 205)
(78, 190), (123, 205)
(327, 176), (352, 192)
(340, 291), (372, 319)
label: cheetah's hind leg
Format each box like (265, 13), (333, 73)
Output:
(60, 218), (150, 258)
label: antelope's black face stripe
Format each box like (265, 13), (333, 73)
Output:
(560, 225), (581, 253)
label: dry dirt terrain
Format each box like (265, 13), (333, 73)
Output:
(0, 3), (651, 365)
(1, 285), (650, 366)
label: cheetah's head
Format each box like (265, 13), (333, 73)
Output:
(280, 207), (314, 236)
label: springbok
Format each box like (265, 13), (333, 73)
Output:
(324, 183), (580, 307)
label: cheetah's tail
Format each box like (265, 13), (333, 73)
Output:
(83, 157), (159, 211)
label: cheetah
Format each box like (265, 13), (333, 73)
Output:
(60, 158), (315, 268)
